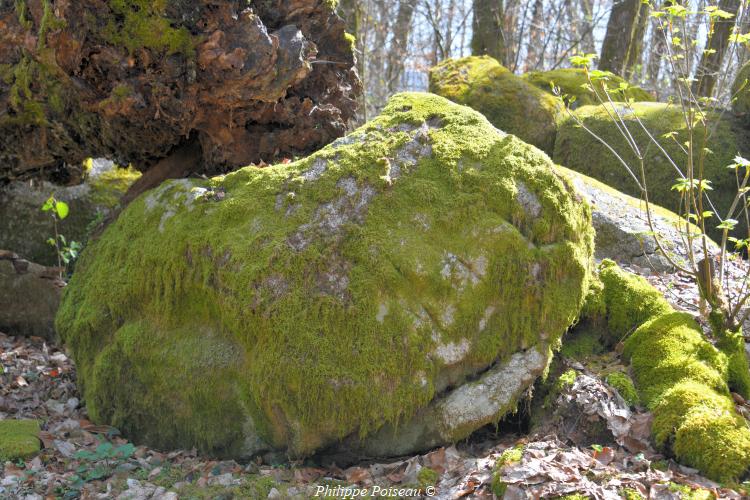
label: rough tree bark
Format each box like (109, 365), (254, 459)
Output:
(623, 1), (649, 80)
(599, 0), (645, 75)
(471, 0), (506, 64)
(0, 0), (361, 188)
(693, 0), (742, 97)
(385, 0), (417, 95)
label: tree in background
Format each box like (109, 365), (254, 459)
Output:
(599, 0), (649, 76)
(694, 0), (743, 96)
(471, 0), (507, 63)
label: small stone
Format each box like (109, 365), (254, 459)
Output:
(267, 488), (282, 498)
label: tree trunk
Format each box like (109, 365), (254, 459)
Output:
(599, 0), (643, 75)
(0, 1), (361, 185)
(524, 0), (545, 71)
(386, 0), (418, 95)
(579, 0), (597, 54)
(624, 1), (650, 80)
(693, 0), (742, 97)
(472, 0), (506, 64)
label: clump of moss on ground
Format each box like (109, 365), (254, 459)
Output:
(554, 102), (750, 241)
(0, 419), (41, 462)
(605, 372), (639, 407)
(523, 68), (654, 107)
(57, 92), (595, 458)
(429, 56), (564, 154)
(589, 261), (750, 482)
(491, 444), (525, 496)
(598, 259), (672, 345)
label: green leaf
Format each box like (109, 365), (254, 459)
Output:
(55, 201), (70, 220)
(41, 196), (54, 212)
(717, 219), (739, 231)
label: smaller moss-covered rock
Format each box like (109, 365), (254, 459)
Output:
(598, 259), (672, 344)
(523, 68), (654, 108)
(0, 419), (41, 462)
(593, 262), (750, 482)
(554, 102), (750, 241)
(429, 56), (564, 154)
(732, 61), (750, 118)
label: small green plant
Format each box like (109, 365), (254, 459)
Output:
(64, 441), (136, 496)
(41, 194), (81, 276)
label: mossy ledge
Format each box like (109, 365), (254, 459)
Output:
(428, 56), (564, 155)
(56, 92), (594, 459)
(553, 102), (750, 241)
(522, 68), (655, 107)
(591, 260), (750, 482)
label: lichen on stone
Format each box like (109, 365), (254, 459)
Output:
(56, 92), (594, 459)
(428, 56), (564, 154)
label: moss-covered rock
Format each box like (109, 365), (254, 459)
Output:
(56, 92), (595, 459)
(732, 61), (750, 119)
(0, 160), (140, 265)
(555, 166), (718, 272)
(523, 68), (655, 108)
(593, 261), (750, 482)
(429, 56), (564, 155)
(597, 260), (672, 345)
(0, 419), (41, 462)
(554, 102), (750, 241)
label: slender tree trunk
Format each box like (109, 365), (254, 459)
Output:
(386, 0), (418, 94)
(693, 0), (742, 96)
(525, 0), (545, 71)
(599, 0), (643, 75)
(579, 0), (597, 53)
(624, 1), (650, 80)
(646, 1), (667, 91)
(471, 0), (506, 64)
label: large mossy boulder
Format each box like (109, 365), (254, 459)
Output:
(733, 61), (750, 119)
(56, 92), (595, 459)
(523, 68), (655, 108)
(429, 56), (564, 155)
(554, 102), (750, 240)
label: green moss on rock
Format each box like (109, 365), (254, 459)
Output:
(554, 102), (750, 241)
(429, 56), (564, 154)
(0, 419), (41, 462)
(523, 68), (654, 107)
(56, 92), (594, 458)
(592, 262), (750, 482)
(598, 259), (672, 344)
(605, 371), (639, 407)
(732, 61), (750, 118)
